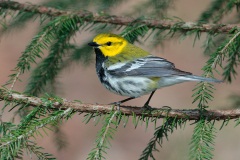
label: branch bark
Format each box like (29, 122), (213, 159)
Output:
(0, 1), (239, 33)
(0, 88), (239, 120)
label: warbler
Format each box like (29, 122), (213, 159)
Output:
(88, 33), (222, 108)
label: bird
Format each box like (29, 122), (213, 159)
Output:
(88, 33), (222, 108)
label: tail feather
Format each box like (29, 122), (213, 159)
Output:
(183, 75), (223, 83)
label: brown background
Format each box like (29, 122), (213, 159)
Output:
(1, 0), (240, 159)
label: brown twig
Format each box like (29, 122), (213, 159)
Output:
(0, 88), (239, 120)
(0, 1), (240, 33)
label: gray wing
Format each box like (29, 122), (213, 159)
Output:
(107, 56), (192, 77)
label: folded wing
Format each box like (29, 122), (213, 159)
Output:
(107, 56), (192, 77)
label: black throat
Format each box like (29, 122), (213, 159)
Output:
(94, 48), (107, 81)
(94, 48), (118, 93)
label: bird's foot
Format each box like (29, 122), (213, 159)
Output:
(142, 104), (153, 110)
(109, 101), (121, 111)
(108, 97), (135, 111)
(161, 106), (172, 110)
(109, 101), (120, 105)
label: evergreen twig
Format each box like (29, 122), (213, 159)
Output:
(140, 117), (186, 160)
(0, 107), (73, 159)
(0, 1), (240, 34)
(0, 88), (240, 120)
(87, 110), (119, 159)
(0, 0), (240, 159)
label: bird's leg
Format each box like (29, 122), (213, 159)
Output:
(109, 97), (136, 110)
(109, 97), (136, 105)
(143, 90), (156, 109)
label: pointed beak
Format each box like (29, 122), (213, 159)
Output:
(88, 42), (100, 47)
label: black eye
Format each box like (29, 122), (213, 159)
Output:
(106, 42), (112, 46)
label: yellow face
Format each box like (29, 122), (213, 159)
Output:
(92, 33), (128, 57)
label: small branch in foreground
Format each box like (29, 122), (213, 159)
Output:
(0, 88), (239, 120)
(0, 1), (239, 33)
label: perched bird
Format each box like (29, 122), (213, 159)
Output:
(88, 33), (222, 108)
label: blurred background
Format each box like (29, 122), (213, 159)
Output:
(1, 0), (240, 159)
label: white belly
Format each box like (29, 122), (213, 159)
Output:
(102, 72), (156, 97)
(100, 71), (191, 98)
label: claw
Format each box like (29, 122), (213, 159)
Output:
(142, 104), (152, 110)
(161, 106), (172, 110)
(109, 102), (121, 111)
(109, 101), (120, 105)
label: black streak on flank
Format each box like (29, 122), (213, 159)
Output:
(123, 80), (137, 86)
(117, 82), (130, 95)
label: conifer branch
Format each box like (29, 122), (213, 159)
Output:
(87, 110), (119, 159)
(0, 1), (240, 34)
(0, 88), (239, 120)
(220, 31), (240, 53)
(9, 71), (20, 91)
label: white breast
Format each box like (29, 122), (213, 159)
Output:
(102, 71), (155, 97)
